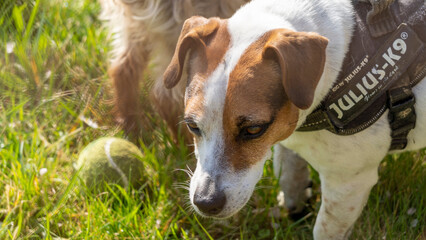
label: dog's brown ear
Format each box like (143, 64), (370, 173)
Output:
(263, 30), (328, 109)
(164, 16), (219, 89)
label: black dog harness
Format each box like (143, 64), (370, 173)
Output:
(297, 0), (426, 150)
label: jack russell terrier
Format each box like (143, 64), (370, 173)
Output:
(163, 0), (425, 239)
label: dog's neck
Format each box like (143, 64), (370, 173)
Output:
(227, 0), (355, 125)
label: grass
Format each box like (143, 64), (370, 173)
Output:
(0, 0), (424, 239)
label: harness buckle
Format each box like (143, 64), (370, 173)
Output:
(387, 86), (416, 150)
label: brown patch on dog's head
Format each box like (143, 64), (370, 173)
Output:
(223, 29), (328, 170)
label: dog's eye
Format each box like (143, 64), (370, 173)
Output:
(246, 126), (262, 135)
(187, 122), (201, 135)
(240, 124), (268, 140)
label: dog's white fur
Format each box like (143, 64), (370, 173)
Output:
(183, 0), (426, 239)
(189, 0), (353, 219)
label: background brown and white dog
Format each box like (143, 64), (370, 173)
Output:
(163, 0), (426, 239)
(99, 0), (248, 140)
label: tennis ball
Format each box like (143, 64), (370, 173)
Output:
(76, 137), (144, 190)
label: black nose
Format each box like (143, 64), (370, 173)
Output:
(193, 176), (226, 215)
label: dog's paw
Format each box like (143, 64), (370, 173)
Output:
(288, 205), (311, 221)
(277, 180), (314, 221)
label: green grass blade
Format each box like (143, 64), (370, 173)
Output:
(12, 4), (25, 35)
(24, 0), (41, 42)
(50, 171), (79, 216)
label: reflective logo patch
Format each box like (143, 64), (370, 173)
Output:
(326, 24), (424, 128)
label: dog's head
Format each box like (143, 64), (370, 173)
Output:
(164, 16), (328, 218)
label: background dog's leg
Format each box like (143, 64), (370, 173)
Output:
(109, 41), (150, 135)
(151, 85), (192, 143)
(314, 168), (379, 240)
(101, 0), (154, 136)
(273, 144), (312, 219)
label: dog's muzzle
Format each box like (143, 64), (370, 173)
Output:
(193, 175), (226, 216)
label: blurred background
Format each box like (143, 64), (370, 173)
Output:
(0, 0), (424, 239)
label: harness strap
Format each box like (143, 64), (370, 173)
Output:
(366, 0), (397, 37)
(298, 109), (334, 132)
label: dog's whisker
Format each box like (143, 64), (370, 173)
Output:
(185, 207), (195, 215)
(175, 188), (190, 192)
(174, 179), (190, 184)
(186, 165), (194, 174)
(174, 183), (190, 187)
(173, 168), (194, 178)
(184, 206), (192, 212)
(184, 180), (191, 184)
(183, 170), (193, 178)
(174, 186), (191, 191)
(184, 201), (194, 211)
(172, 181), (191, 188)
(188, 206), (196, 213)
(186, 151), (196, 158)
(183, 195), (191, 201)
(173, 182), (190, 187)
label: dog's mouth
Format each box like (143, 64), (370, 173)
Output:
(192, 205), (247, 219)
(190, 187), (253, 219)
(192, 204), (239, 219)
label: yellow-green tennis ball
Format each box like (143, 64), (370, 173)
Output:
(76, 137), (144, 190)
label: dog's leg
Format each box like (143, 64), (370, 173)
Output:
(273, 144), (312, 219)
(313, 168), (379, 240)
